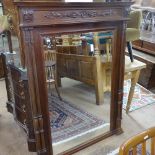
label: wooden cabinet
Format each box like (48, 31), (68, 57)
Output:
(133, 39), (155, 56)
(132, 53), (155, 89)
(8, 65), (36, 152)
(1, 54), (37, 152)
(9, 66), (27, 127)
(57, 53), (96, 85)
(132, 31), (155, 56)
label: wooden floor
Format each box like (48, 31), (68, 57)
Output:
(0, 78), (155, 155)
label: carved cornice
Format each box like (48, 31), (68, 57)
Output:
(23, 10), (34, 22)
(44, 9), (115, 19)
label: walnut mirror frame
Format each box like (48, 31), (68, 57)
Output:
(11, 1), (133, 155)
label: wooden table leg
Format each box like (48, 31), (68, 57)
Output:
(126, 70), (140, 113)
(95, 56), (104, 105)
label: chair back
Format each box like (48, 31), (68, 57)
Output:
(44, 50), (57, 81)
(127, 10), (142, 29)
(119, 127), (155, 155)
(44, 49), (56, 62)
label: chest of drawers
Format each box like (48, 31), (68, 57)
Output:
(2, 60), (36, 152)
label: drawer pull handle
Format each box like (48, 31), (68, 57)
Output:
(20, 91), (25, 99)
(22, 105), (26, 112)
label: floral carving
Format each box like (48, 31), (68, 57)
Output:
(23, 10), (34, 22)
(44, 10), (114, 19)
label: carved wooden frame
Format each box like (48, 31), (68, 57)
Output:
(15, 1), (132, 155)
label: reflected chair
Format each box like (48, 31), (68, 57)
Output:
(126, 10), (142, 62)
(44, 49), (62, 100)
(0, 15), (13, 53)
(119, 126), (155, 155)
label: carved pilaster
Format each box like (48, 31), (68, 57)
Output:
(23, 28), (47, 153)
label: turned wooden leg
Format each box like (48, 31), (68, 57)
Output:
(95, 57), (104, 105)
(56, 75), (62, 87)
(54, 83), (62, 100)
(94, 32), (104, 105)
(126, 70), (140, 113)
(95, 83), (103, 105)
(106, 39), (110, 62)
(55, 68), (62, 87)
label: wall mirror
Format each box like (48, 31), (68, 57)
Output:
(1, 1), (133, 154)
(41, 30), (113, 154)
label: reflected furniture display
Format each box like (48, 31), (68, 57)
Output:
(56, 33), (106, 105)
(55, 32), (113, 105)
(126, 10), (142, 62)
(119, 126), (155, 155)
(3, 1), (133, 154)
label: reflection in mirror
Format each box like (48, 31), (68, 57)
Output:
(42, 30), (113, 154)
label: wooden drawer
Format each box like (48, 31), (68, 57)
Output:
(132, 40), (142, 47)
(15, 105), (26, 126)
(142, 41), (155, 53)
(10, 69), (21, 83)
(13, 81), (25, 98)
(14, 95), (26, 109)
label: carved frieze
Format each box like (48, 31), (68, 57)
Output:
(44, 9), (115, 19)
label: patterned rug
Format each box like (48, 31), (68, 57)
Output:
(48, 95), (109, 145)
(123, 80), (155, 112)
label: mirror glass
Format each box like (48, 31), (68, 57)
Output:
(42, 30), (114, 154)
